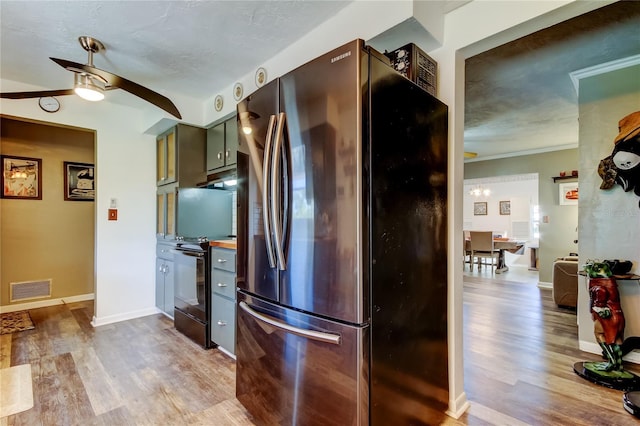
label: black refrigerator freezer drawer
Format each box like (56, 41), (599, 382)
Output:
(236, 293), (369, 425)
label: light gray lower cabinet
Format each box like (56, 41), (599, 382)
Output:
(156, 242), (174, 318)
(211, 293), (236, 354)
(210, 247), (236, 355)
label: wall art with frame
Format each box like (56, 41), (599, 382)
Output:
(499, 200), (511, 215)
(559, 182), (579, 206)
(64, 161), (95, 201)
(1, 155), (42, 200)
(473, 201), (487, 216)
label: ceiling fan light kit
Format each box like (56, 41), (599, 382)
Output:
(0, 36), (181, 119)
(74, 73), (104, 101)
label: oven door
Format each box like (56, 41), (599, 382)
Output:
(173, 248), (207, 323)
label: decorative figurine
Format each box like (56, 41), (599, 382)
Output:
(598, 110), (640, 208)
(574, 260), (640, 390)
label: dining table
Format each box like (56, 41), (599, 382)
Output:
(492, 239), (525, 273)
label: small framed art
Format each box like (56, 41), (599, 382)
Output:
(474, 202), (487, 216)
(499, 200), (511, 215)
(1, 155), (42, 200)
(64, 161), (95, 201)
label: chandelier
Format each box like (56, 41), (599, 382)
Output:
(469, 185), (491, 197)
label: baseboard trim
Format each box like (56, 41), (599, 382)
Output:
(91, 307), (161, 327)
(537, 281), (552, 289)
(0, 293), (94, 313)
(579, 340), (640, 365)
(446, 391), (470, 419)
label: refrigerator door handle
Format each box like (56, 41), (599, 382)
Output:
(239, 301), (342, 345)
(271, 112), (287, 271)
(262, 114), (278, 268)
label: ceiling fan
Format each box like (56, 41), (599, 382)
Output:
(0, 36), (181, 119)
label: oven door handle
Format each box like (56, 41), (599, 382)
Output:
(239, 301), (341, 345)
(172, 249), (205, 258)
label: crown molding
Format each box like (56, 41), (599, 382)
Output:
(569, 54), (640, 94)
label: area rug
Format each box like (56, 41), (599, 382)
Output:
(0, 311), (35, 335)
(0, 364), (33, 417)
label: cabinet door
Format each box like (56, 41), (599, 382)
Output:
(156, 192), (166, 237)
(156, 186), (177, 239)
(212, 248), (236, 272)
(207, 123), (226, 171)
(212, 269), (236, 300)
(156, 136), (166, 185)
(225, 117), (238, 167)
(211, 293), (236, 353)
(155, 258), (165, 310)
(157, 128), (177, 185)
(166, 189), (176, 239)
(163, 259), (174, 316)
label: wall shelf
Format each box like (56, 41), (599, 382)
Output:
(552, 175), (579, 182)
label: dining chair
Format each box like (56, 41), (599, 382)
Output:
(463, 230), (473, 269)
(469, 231), (500, 272)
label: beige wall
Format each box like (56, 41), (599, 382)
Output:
(464, 149), (579, 283)
(1, 117), (95, 306)
(577, 64), (640, 351)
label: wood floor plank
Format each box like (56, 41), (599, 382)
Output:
(4, 266), (639, 424)
(70, 346), (123, 416)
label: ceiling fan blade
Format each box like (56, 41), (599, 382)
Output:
(50, 57), (182, 119)
(1, 89), (75, 99)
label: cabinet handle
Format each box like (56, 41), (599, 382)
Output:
(217, 283), (227, 287)
(158, 265), (164, 272)
(217, 152), (223, 160)
(217, 320), (227, 326)
(225, 150), (229, 158)
(217, 259), (227, 263)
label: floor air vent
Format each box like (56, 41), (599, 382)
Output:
(10, 279), (52, 302)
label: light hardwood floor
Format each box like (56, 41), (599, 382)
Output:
(2, 267), (639, 425)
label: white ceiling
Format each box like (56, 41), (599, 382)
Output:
(1, 1), (638, 160)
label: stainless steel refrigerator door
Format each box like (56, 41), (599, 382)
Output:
(236, 80), (280, 302)
(236, 293), (369, 426)
(278, 39), (366, 324)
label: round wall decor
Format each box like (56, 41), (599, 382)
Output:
(38, 96), (60, 113)
(233, 83), (243, 101)
(214, 95), (223, 112)
(255, 67), (267, 87)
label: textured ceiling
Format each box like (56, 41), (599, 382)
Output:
(465, 1), (640, 160)
(1, 1), (638, 160)
(0, 1), (351, 100)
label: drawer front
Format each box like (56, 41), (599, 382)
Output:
(212, 269), (236, 299)
(211, 294), (236, 354)
(156, 243), (174, 260)
(212, 248), (236, 273)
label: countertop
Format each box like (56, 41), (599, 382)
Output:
(209, 239), (237, 250)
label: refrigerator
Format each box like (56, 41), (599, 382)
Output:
(235, 39), (449, 425)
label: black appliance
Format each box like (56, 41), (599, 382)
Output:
(172, 187), (233, 348)
(235, 39), (449, 424)
(173, 237), (211, 348)
(385, 42), (438, 96)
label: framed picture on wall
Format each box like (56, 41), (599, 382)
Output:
(559, 182), (579, 205)
(1, 155), (42, 200)
(473, 201), (487, 216)
(499, 200), (511, 215)
(64, 161), (95, 201)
